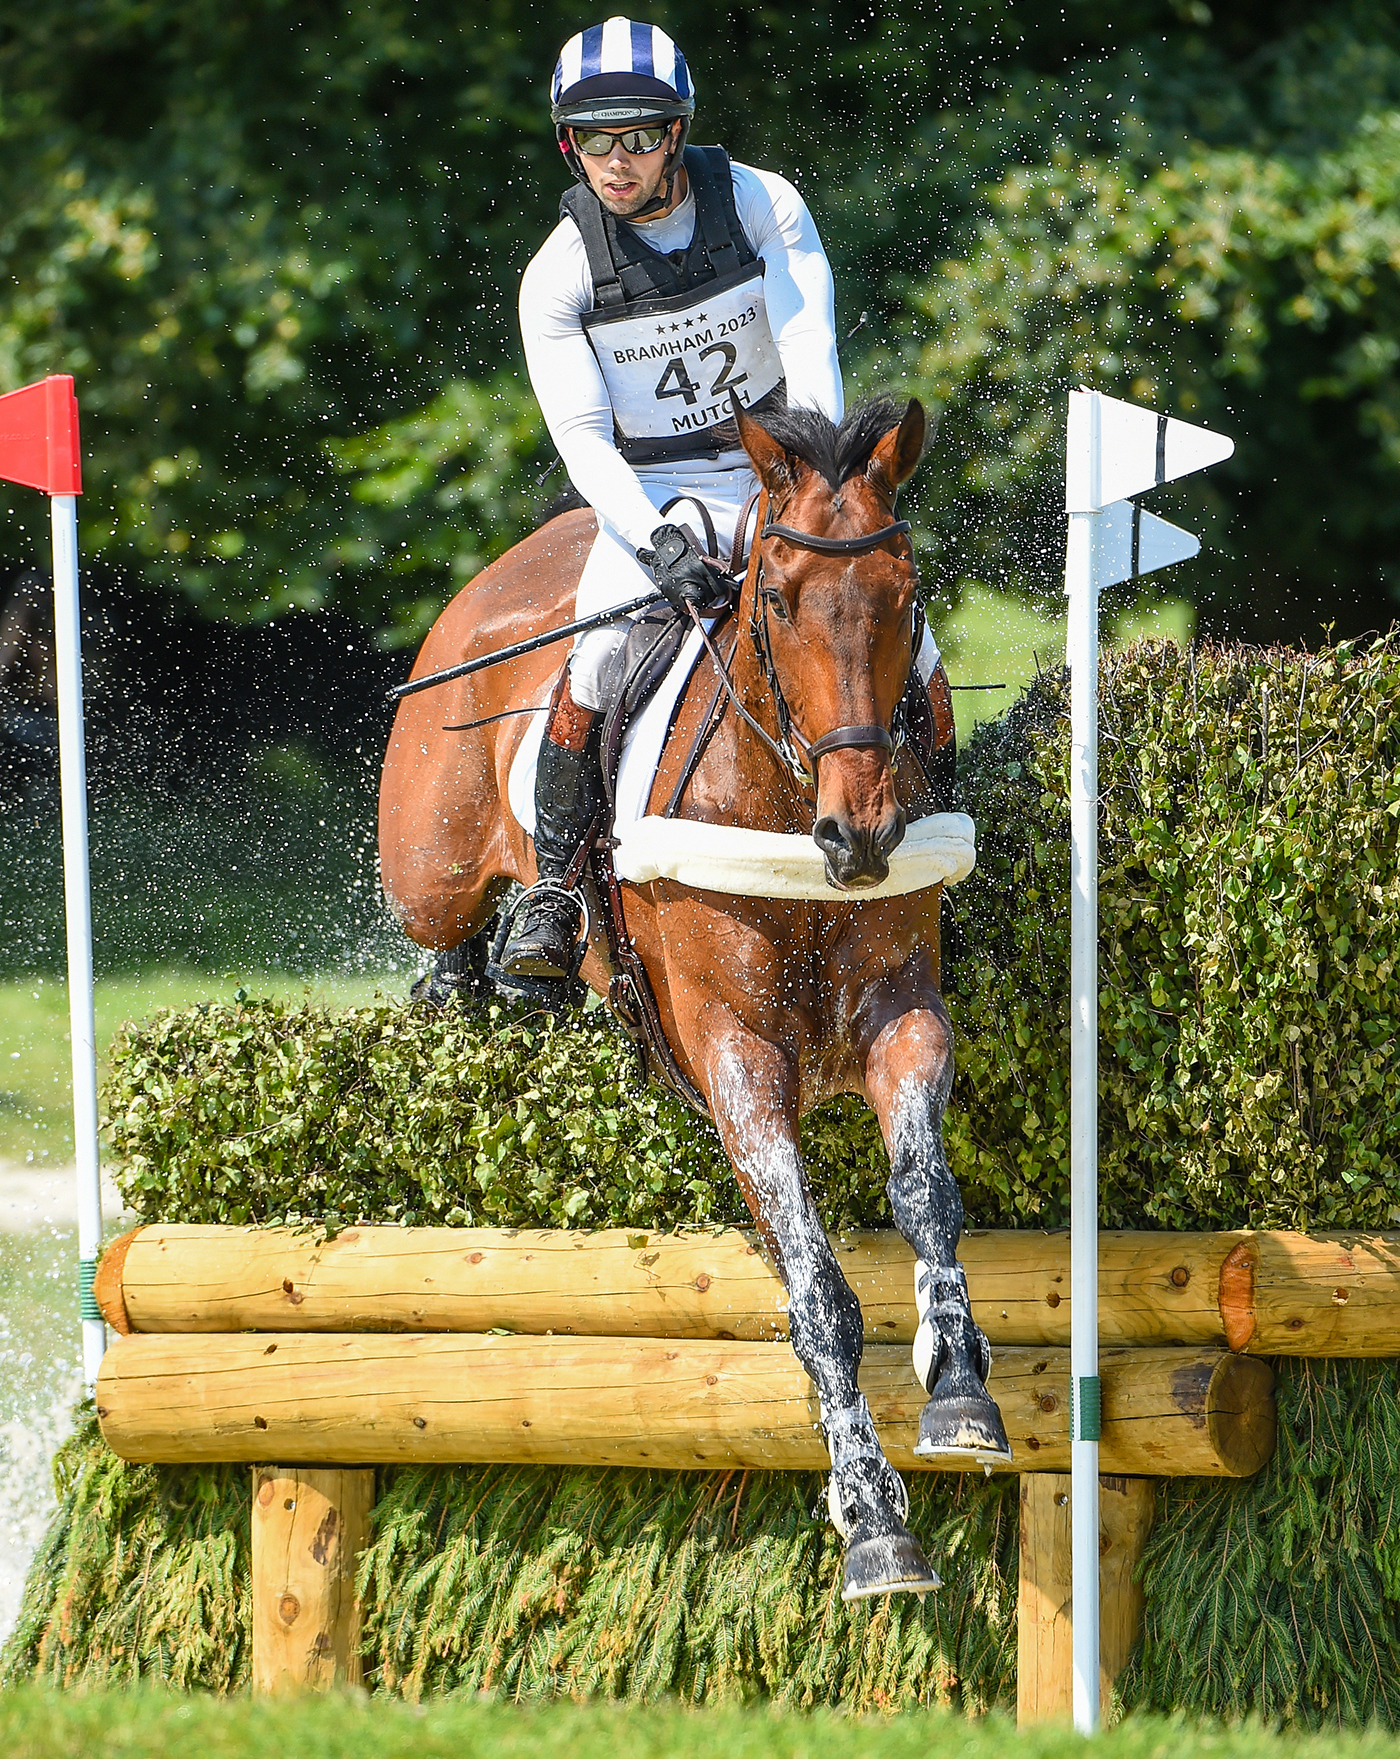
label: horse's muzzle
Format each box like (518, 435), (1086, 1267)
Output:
(814, 806), (907, 891)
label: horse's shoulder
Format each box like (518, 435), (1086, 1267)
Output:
(529, 505), (598, 551)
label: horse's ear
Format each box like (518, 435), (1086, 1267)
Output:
(730, 393), (798, 496)
(867, 399), (927, 496)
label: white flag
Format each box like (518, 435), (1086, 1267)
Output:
(1092, 498), (1200, 589)
(1067, 388), (1234, 512)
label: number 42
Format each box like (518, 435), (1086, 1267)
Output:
(654, 342), (747, 406)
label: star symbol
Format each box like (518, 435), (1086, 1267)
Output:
(697, 312), (707, 321)
(683, 317), (693, 328)
(670, 322), (680, 331)
(656, 324), (667, 334)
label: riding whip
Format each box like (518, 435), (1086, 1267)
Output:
(387, 590), (663, 702)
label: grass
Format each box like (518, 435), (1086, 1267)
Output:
(2, 1690), (1400, 1759)
(934, 582), (1194, 743)
(0, 969), (411, 1165)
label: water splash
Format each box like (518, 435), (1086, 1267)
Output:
(0, 1216), (82, 1642)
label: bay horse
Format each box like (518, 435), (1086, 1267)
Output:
(378, 396), (1011, 1600)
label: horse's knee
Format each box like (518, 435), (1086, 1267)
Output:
(865, 1004), (954, 1107)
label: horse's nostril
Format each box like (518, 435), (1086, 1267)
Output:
(877, 809), (907, 858)
(813, 814), (892, 889)
(813, 816), (849, 858)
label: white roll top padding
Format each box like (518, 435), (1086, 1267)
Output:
(612, 811), (976, 901)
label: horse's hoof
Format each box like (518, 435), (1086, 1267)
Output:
(913, 1391), (1014, 1467)
(841, 1531), (942, 1602)
(410, 927), (495, 1009)
(410, 967), (470, 1008)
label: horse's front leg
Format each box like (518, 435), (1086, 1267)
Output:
(861, 998), (1013, 1466)
(704, 1030), (941, 1601)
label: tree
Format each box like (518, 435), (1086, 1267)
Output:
(3, 1), (1398, 647)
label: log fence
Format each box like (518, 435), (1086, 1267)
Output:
(90, 1224), (1400, 1721)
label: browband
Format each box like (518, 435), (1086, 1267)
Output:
(760, 518), (912, 555)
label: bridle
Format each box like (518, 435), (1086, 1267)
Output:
(686, 500), (919, 793)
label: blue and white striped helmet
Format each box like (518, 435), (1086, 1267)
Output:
(550, 17), (696, 128)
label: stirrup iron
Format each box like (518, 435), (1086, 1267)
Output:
(486, 880), (591, 1005)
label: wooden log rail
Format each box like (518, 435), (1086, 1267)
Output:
(97, 1222), (1400, 1355)
(91, 1222), (1400, 1716)
(95, 1333), (1274, 1478)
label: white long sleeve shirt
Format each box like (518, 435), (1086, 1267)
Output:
(519, 161), (843, 553)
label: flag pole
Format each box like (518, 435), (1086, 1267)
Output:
(49, 489), (105, 1387)
(1062, 384), (1234, 1730)
(1065, 388), (1101, 1734)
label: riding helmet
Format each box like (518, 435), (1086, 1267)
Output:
(550, 18), (695, 183)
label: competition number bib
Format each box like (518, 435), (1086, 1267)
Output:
(583, 266), (782, 444)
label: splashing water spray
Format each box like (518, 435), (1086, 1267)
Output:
(1063, 385), (1233, 1731)
(0, 375), (105, 1387)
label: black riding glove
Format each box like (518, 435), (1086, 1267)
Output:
(637, 524), (731, 613)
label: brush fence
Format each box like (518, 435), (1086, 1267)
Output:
(91, 1224), (1400, 1718)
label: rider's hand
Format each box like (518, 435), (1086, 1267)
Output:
(637, 524), (732, 613)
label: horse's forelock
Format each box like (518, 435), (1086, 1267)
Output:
(756, 398), (905, 491)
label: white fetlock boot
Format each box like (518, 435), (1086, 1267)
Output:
(912, 1259), (1013, 1467)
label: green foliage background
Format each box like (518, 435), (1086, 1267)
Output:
(12, 641), (1400, 1720)
(3, 2), (1399, 644)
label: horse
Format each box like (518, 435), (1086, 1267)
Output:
(378, 395), (1011, 1600)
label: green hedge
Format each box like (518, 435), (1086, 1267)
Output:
(11, 1363), (1400, 1725)
(101, 636), (1400, 1238)
(13, 638), (1400, 1722)
(951, 637), (1400, 1232)
(99, 997), (890, 1233)
(4, 1418), (1015, 1712)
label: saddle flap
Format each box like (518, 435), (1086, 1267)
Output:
(597, 605), (693, 807)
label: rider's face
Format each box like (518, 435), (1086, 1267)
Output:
(575, 122), (680, 217)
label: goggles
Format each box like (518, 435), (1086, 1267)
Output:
(570, 124), (670, 157)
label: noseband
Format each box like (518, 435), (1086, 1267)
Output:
(760, 518), (912, 555)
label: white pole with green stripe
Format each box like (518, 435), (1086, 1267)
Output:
(51, 488), (106, 1386)
(0, 375), (104, 1385)
(1064, 386), (1233, 1732)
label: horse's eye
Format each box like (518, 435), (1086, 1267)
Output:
(762, 587), (790, 623)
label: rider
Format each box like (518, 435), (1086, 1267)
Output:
(499, 16), (845, 979)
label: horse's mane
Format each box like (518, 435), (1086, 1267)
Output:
(532, 399), (905, 532)
(757, 398), (903, 489)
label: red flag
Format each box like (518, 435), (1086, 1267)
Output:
(0, 375), (82, 496)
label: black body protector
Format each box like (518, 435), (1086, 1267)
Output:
(562, 144), (787, 466)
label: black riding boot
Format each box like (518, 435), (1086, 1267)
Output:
(499, 720), (602, 981)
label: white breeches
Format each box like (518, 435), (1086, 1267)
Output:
(568, 464), (759, 710)
(566, 464), (942, 710)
